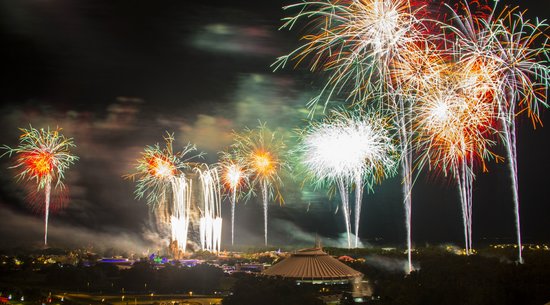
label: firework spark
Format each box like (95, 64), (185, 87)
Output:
(2, 126), (78, 246)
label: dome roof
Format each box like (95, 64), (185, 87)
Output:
(262, 248), (362, 280)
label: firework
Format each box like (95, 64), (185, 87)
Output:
(274, 0), (426, 108)
(196, 164), (223, 253)
(414, 61), (498, 254)
(171, 175), (192, 253)
(219, 152), (249, 246)
(126, 132), (200, 253)
(386, 42), (451, 272)
(276, 0), (431, 272)
(444, 1), (550, 263)
(301, 109), (397, 248)
(276, 0), (548, 269)
(231, 123), (286, 246)
(2, 126), (78, 246)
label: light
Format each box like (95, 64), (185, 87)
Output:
(224, 164), (243, 189)
(25, 151), (54, 178)
(252, 151), (274, 177)
(147, 155), (176, 179)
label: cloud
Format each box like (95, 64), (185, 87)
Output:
(270, 218), (367, 249)
(0, 204), (160, 254)
(190, 24), (278, 56)
(363, 254), (417, 274)
(179, 114), (234, 153)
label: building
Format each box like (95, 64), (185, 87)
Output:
(262, 247), (372, 302)
(262, 247), (361, 284)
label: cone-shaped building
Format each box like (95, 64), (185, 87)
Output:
(262, 247), (362, 284)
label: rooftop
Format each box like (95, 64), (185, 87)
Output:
(262, 248), (362, 280)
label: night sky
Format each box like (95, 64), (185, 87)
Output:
(0, 0), (549, 253)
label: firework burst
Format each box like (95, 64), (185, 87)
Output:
(2, 125), (78, 246)
(127, 133), (196, 208)
(414, 60), (499, 255)
(219, 152), (249, 246)
(231, 123), (286, 246)
(444, 1), (550, 263)
(125, 132), (201, 253)
(300, 109), (397, 248)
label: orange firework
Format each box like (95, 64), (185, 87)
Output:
(251, 150), (276, 179)
(414, 61), (499, 255)
(126, 132), (199, 209)
(146, 154), (177, 179)
(24, 151), (54, 178)
(230, 123), (286, 245)
(2, 125), (78, 246)
(444, 2), (550, 263)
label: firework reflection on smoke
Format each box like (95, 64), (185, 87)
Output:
(196, 165), (223, 253)
(301, 110), (397, 248)
(2, 125), (78, 246)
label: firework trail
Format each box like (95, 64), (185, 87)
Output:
(385, 42), (449, 272)
(300, 109), (397, 248)
(444, 1), (550, 263)
(170, 175), (192, 253)
(126, 132), (200, 253)
(231, 123), (286, 246)
(2, 126), (78, 246)
(196, 165), (223, 253)
(219, 153), (249, 246)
